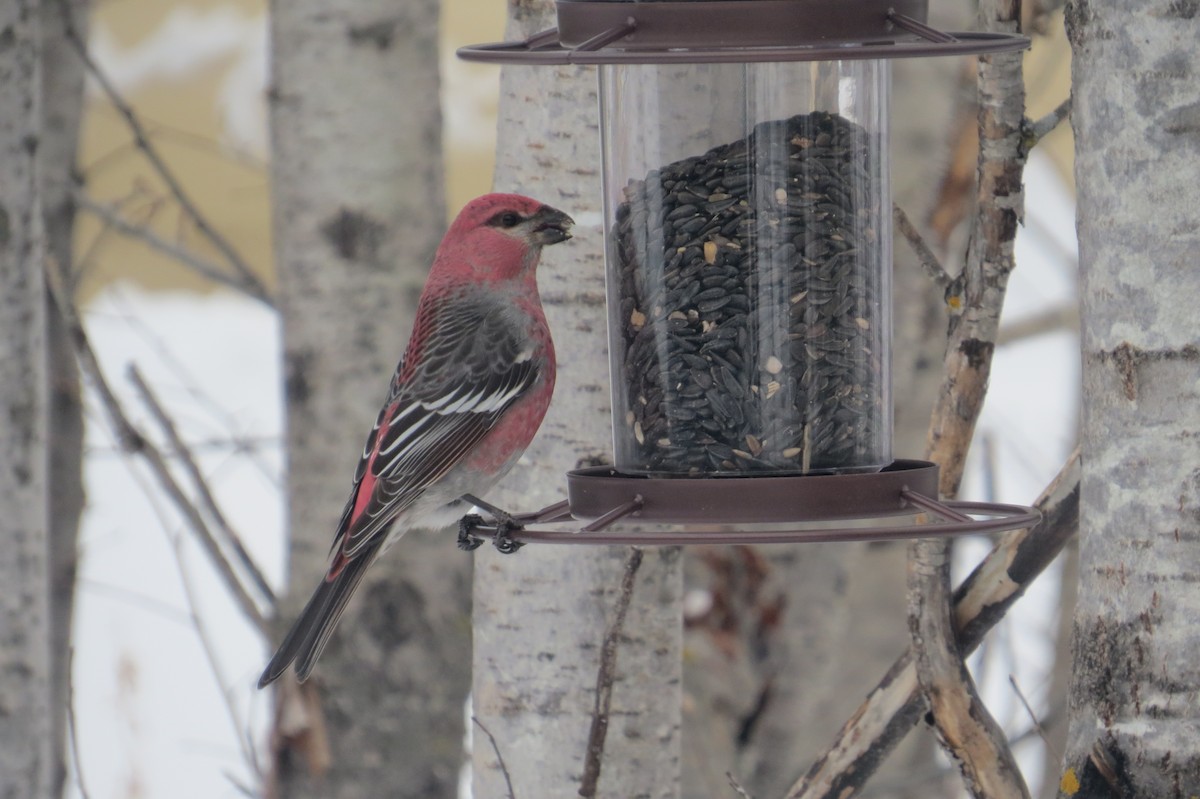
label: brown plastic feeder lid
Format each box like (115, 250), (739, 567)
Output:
(457, 0), (1030, 64)
(558, 0), (923, 49)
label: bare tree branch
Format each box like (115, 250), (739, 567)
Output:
(46, 271), (270, 637)
(127, 365), (276, 607)
(579, 548), (645, 798)
(95, 286), (283, 484)
(909, 536), (1031, 798)
(906, 0), (1037, 789)
(56, 0), (271, 304)
(168, 528), (263, 781)
(65, 649), (93, 799)
(997, 304), (1079, 346)
(727, 772), (754, 798)
(1026, 97), (1071, 148)
(784, 449), (1079, 799)
(786, 25), (1066, 785)
(226, 774), (261, 799)
(115, 454), (265, 786)
(894, 204), (952, 289)
(73, 191), (273, 304)
(77, 578), (193, 624)
(1008, 675), (1059, 761)
(473, 717), (517, 799)
(89, 434), (281, 458)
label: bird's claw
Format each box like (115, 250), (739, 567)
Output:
(457, 511), (524, 554)
(491, 519), (524, 555)
(457, 514), (485, 551)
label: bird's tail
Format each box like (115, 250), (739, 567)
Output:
(258, 544), (381, 688)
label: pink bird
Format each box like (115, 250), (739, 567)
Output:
(259, 194), (573, 687)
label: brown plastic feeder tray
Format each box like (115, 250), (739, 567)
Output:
(459, 461), (1042, 548)
(456, 0), (1031, 65)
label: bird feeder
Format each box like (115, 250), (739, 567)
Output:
(457, 0), (1039, 544)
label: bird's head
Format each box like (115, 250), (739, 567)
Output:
(436, 193), (575, 283)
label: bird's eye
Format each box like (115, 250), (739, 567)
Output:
(500, 212), (521, 228)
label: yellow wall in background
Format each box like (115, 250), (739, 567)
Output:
(1024, 10), (1074, 190)
(76, 0), (504, 298)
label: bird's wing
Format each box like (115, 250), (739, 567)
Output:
(258, 300), (540, 687)
(332, 296), (541, 562)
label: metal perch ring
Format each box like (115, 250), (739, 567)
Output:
(459, 461), (1041, 551)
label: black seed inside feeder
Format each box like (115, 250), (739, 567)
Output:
(458, 0), (1040, 544)
(608, 95), (889, 478)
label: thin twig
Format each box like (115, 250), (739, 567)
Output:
(46, 269), (270, 637)
(894, 204), (952, 288)
(225, 773), (260, 799)
(65, 649), (93, 799)
(168, 526), (263, 781)
(1024, 210), (1079, 270)
(57, 0), (271, 304)
(78, 578), (194, 625)
(1027, 97), (1072, 147)
(128, 364), (276, 607)
(579, 548), (645, 798)
(117, 444), (264, 783)
(727, 772), (755, 798)
(473, 716), (517, 799)
(73, 191), (272, 303)
(87, 434), (281, 458)
(101, 287), (282, 486)
(1008, 675), (1060, 762)
(997, 303), (1079, 346)
(69, 184), (162, 295)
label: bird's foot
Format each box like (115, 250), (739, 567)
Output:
(460, 494), (526, 554)
(457, 514), (485, 551)
(491, 518), (525, 555)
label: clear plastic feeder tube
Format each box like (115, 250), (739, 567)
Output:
(600, 60), (893, 476)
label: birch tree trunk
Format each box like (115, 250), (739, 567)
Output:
(41, 4), (88, 795)
(470, 4), (681, 797)
(268, 1), (467, 795)
(1063, 0), (1200, 792)
(0, 0), (50, 794)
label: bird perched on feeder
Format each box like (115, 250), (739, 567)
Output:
(258, 193), (573, 687)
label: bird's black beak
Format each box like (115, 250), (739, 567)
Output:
(532, 205), (574, 246)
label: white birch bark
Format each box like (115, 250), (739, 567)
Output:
(470, 4), (682, 797)
(41, 4), (88, 794)
(268, 1), (468, 795)
(1064, 0), (1200, 792)
(0, 0), (50, 794)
